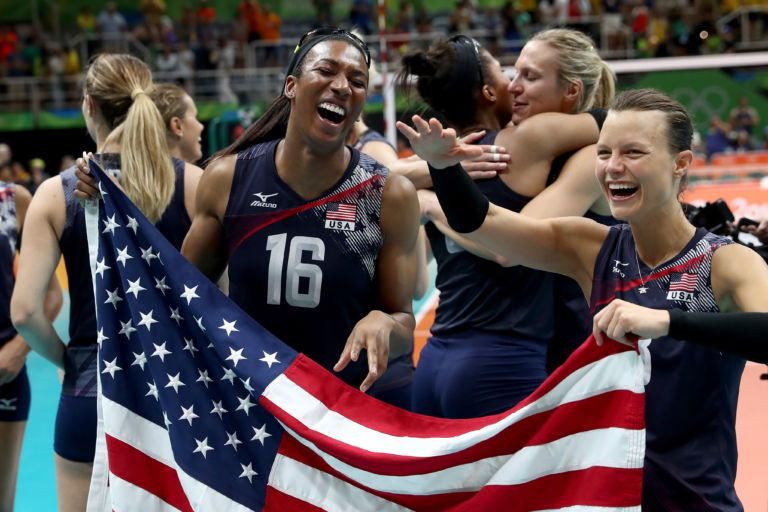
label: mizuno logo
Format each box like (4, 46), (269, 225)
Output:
(0, 398), (17, 411)
(612, 259), (629, 278)
(251, 192), (278, 208)
(253, 192), (278, 202)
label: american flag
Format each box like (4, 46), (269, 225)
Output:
(86, 159), (646, 511)
(325, 202), (357, 222)
(669, 272), (698, 293)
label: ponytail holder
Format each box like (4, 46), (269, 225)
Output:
(130, 88), (145, 100)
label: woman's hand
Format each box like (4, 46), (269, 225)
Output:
(458, 131), (509, 179)
(593, 299), (670, 346)
(333, 310), (395, 393)
(73, 153), (101, 205)
(396, 116), (483, 169)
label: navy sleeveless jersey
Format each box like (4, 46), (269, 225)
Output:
(224, 140), (389, 386)
(155, 157), (191, 251)
(354, 128), (395, 152)
(0, 182), (17, 343)
(59, 155), (191, 346)
(591, 224), (744, 511)
(426, 131), (554, 340)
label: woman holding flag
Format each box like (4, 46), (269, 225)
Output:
(398, 88), (768, 511)
(11, 54), (202, 511)
(180, 28), (420, 406)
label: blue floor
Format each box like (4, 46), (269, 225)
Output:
(16, 294), (68, 511)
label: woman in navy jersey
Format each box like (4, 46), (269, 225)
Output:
(180, 28), (420, 404)
(11, 54), (202, 512)
(396, 30), (615, 418)
(0, 182), (61, 512)
(400, 88), (768, 511)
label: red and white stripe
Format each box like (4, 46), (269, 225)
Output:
(261, 338), (647, 511)
(326, 204), (357, 222)
(669, 273), (697, 292)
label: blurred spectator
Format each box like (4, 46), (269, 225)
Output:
(729, 95), (760, 136)
(27, 158), (49, 194)
(11, 162), (28, 185)
(0, 25), (18, 65)
(177, 4), (196, 42)
(140, 0), (167, 42)
(96, 2), (128, 48)
(396, 137), (413, 158)
(0, 144), (10, 166)
(415, 5), (433, 33)
(177, 41), (195, 91)
(260, 5), (282, 67)
(196, 0), (217, 42)
(47, 43), (66, 109)
(538, 0), (568, 24)
(449, 0), (475, 33)
(77, 6), (97, 34)
(313, 0), (334, 27)
(211, 37), (237, 103)
(394, 0), (413, 33)
(156, 43), (180, 80)
(0, 163), (13, 183)
(6, 40), (29, 77)
(733, 129), (756, 153)
(705, 116), (732, 161)
(569, 0), (591, 18)
(601, 0), (625, 51)
(238, 0), (265, 42)
(59, 155), (75, 173)
(349, 0), (374, 35)
(63, 44), (80, 76)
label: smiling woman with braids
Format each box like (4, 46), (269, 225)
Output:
(180, 29), (420, 406)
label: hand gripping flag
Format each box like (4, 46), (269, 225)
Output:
(86, 159), (647, 511)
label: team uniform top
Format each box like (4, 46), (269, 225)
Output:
(0, 182), (17, 343)
(590, 224), (744, 512)
(224, 140), (391, 387)
(59, 155), (193, 347)
(426, 131), (554, 341)
(156, 157), (192, 251)
(353, 129), (395, 152)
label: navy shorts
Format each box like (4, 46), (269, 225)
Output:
(0, 364), (30, 422)
(54, 345), (98, 462)
(412, 329), (548, 419)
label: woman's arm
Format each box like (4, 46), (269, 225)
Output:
(11, 178), (68, 368)
(180, 156), (235, 282)
(397, 115), (607, 288)
(593, 243), (768, 361)
(333, 174), (420, 392)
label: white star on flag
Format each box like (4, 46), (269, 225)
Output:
(179, 405), (199, 426)
(118, 319), (136, 339)
(183, 337), (198, 355)
(192, 437), (214, 458)
(236, 394), (256, 416)
(101, 358), (122, 379)
(151, 342), (172, 362)
(238, 463), (258, 484)
(116, 246), (133, 267)
(145, 381), (159, 401)
(102, 214), (120, 235)
(180, 284), (199, 305)
(259, 351), (280, 368)
(155, 276), (171, 295)
(165, 372), (185, 393)
(131, 352), (148, 371)
(137, 310), (157, 331)
(224, 431), (243, 452)
(226, 347), (246, 367)
(250, 424), (272, 446)
(194, 315), (206, 332)
(125, 278), (146, 299)
(169, 306), (183, 324)
(125, 215), (139, 233)
(219, 319), (239, 336)
(140, 246), (159, 264)
(221, 367), (237, 384)
(197, 369), (213, 388)
(104, 289), (123, 309)
(210, 399), (228, 419)
(94, 257), (110, 279)
(96, 327), (109, 347)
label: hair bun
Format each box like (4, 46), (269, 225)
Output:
(402, 52), (437, 77)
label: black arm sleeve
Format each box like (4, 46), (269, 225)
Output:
(668, 308), (768, 363)
(428, 162), (489, 233)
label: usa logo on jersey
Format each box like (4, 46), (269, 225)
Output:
(325, 202), (356, 231)
(666, 272), (697, 302)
